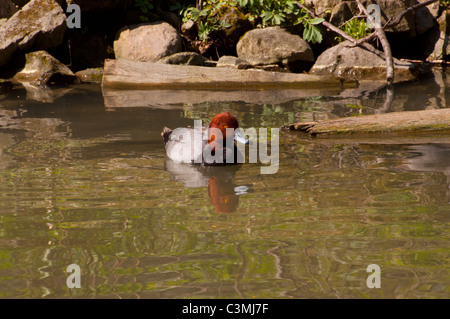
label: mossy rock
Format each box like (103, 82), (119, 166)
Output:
(14, 50), (77, 85)
(75, 68), (103, 83)
(212, 6), (253, 54)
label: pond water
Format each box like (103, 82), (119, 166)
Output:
(0, 75), (449, 299)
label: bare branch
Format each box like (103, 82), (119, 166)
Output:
(356, 0), (394, 85)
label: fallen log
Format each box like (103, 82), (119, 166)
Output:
(101, 59), (356, 89)
(284, 108), (450, 136)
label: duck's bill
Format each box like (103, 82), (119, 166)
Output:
(234, 129), (250, 144)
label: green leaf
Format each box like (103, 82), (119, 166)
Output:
(303, 23), (322, 43)
(221, 21), (232, 28)
(199, 8), (210, 17)
(308, 17), (325, 25)
(273, 14), (285, 25)
(239, 0), (248, 6)
(187, 8), (200, 21)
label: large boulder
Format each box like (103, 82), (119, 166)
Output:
(236, 27), (314, 72)
(114, 22), (183, 62)
(0, 0), (66, 68)
(14, 50), (77, 85)
(310, 41), (418, 82)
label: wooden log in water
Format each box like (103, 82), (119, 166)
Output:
(285, 108), (450, 136)
(101, 59), (356, 89)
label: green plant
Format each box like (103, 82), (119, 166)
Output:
(335, 18), (370, 43)
(301, 17), (324, 44)
(245, 0), (324, 43)
(182, 0), (324, 44)
(181, 1), (234, 42)
(440, 0), (450, 9)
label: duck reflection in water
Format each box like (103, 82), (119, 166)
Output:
(164, 158), (250, 213)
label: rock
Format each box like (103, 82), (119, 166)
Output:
(371, 0), (415, 35)
(75, 68), (103, 83)
(329, 1), (356, 28)
(304, 0), (339, 18)
(0, 18), (7, 28)
(415, 0), (439, 35)
(14, 50), (77, 85)
(216, 55), (252, 69)
(181, 19), (197, 40)
(0, 0), (18, 19)
(236, 27), (314, 72)
(310, 41), (418, 82)
(157, 52), (209, 66)
(0, 0), (66, 68)
(114, 22), (183, 62)
(427, 11), (450, 61)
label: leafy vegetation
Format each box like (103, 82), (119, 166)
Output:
(335, 18), (371, 43)
(181, 2), (232, 41)
(180, 0), (324, 44)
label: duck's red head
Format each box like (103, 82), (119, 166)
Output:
(208, 112), (239, 145)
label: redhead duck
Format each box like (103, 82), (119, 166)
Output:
(162, 112), (249, 165)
